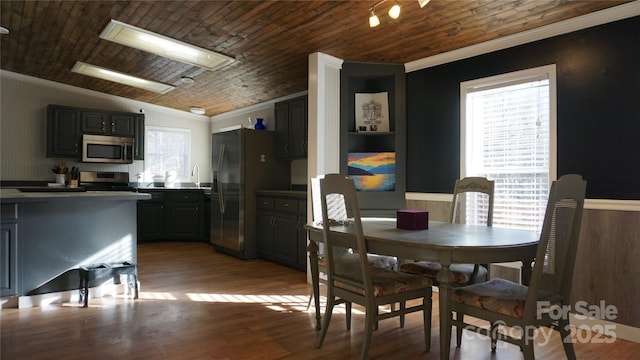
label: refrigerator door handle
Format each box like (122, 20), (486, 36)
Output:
(218, 143), (225, 214)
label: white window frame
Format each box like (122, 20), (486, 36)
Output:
(460, 64), (557, 230)
(144, 126), (192, 182)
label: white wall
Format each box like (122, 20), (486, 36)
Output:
(0, 71), (211, 183)
(0, 70), (310, 186)
(210, 101), (277, 133)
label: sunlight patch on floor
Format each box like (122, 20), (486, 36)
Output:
(97, 291), (367, 315)
(176, 293), (363, 314)
(187, 293), (308, 303)
(138, 291), (177, 300)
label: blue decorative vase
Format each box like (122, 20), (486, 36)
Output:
(254, 118), (266, 130)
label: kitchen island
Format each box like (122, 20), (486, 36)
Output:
(0, 188), (150, 307)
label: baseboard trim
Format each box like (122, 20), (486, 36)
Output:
(569, 313), (640, 344)
(2, 282), (132, 308)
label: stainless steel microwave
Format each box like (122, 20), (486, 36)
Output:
(82, 134), (134, 164)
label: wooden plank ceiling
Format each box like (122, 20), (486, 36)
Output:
(0, 0), (630, 116)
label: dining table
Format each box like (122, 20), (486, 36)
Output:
(305, 218), (540, 360)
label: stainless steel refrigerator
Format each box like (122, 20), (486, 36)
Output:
(210, 128), (290, 259)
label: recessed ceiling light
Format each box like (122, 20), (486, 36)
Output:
(189, 107), (206, 115)
(100, 19), (234, 71)
(71, 61), (175, 94)
(180, 76), (195, 84)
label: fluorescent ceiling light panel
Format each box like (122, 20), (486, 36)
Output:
(71, 61), (175, 94)
(100, 19), (234, 71)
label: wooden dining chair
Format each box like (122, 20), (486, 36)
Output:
(308, 176), (398, 316)
(399, 176), (494, 286)
(447, 174), (586, 359)
(311, 175), (398, 271)
(315, 174), (433, 359)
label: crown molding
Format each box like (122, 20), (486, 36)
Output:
(405, 2), (640, 72)
(316, 52), (344, 69)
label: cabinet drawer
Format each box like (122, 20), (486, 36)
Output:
(1, 204), (18, 220)
(142, 191), (165, 201)
(257, 197), (274, 210)
(168, 191), (201, 202)
(275, 198), (297, 212)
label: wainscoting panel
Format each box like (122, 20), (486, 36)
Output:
(405, 197), (451, 222)
(572, 208), (640, 328)
(405, 194), (639, 329)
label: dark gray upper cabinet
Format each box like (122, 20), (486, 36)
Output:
(340, 62), (406, 214)
(81, 111), (135, 137)
(80, 111), (109, 135)
(110, 113), (135, 137)
(275, 95), (308, 160)
(47, 105), (81, 158)
(274, 102), (289, 159)
(47, 104), (144, 159)
(133, 114), (145, 160)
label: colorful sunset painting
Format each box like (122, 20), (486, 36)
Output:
(347, 152), (396, 191)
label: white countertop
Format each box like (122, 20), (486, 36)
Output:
(0, 188), (151, 202)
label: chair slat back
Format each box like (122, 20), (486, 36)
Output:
(311, 175), (348, 224)
(524, 174), (586, 318)
(320, 174), (372, 295)
(450, 177), (495, 226)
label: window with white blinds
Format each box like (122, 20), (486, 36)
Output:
(461, 65), (557, 231)
(144, 126), (191, 182)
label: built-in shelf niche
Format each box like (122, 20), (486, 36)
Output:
(340, 61), (406, 214)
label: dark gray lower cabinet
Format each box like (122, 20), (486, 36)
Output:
(137, 190), (205, 242)
(1, 204), (19, 297)
(256, 193), (307, 271)
(256, 200), (276, 255)
(167, 191), (203, 239)
(138, 191), (165, 240)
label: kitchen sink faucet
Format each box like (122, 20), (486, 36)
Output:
(192, 163), (200, 188)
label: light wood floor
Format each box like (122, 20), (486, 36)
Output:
(2, 241), (638, 359)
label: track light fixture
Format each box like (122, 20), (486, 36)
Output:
(369, 9), (381, 27)
(389, 1), (401, 19)
(368, 0), (429, 28)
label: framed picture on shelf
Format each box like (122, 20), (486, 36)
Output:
(347, 152), (396, 191)
(355, 92), (389, 132)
